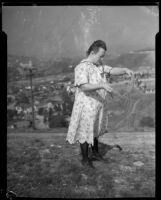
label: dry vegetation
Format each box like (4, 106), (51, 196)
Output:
(7, 130), (155, 198)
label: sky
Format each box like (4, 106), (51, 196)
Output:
(2, 5), (159, 60)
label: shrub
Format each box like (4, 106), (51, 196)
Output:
(38, 107), (45, 115)
(16, 93), (30, 104)
(140, 116), (154, 128)
(48, 115), (67, 128)
(7, 109), (18, 122)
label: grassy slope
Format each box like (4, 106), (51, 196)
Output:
(7, 131), (155, 198)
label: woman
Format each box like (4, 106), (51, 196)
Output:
(66, 40), (133, 168)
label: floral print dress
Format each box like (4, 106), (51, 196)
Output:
(66, 59), (112, 145)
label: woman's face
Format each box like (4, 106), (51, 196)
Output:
(92, 48), (106, 66)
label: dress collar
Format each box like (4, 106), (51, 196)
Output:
(80, 59), (96, 66)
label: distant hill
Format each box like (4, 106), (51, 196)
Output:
(7, 51), (155, 132)
(7, 49), (155, 82)
(7, 54), (79, 81)
(104, 49), (155, 71)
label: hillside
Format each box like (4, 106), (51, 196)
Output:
(7, 49), (155, 82)
(7, 54), (79, 82)
(7, 50), (155, 132)
(104, 49), (155, 71)
(107, 87), (155, 132)
(7, 130), (155, 197)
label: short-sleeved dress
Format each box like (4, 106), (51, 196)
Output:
(66, 59), (112, 145)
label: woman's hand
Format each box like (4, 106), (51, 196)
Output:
(101, 83), (113, 93)
(124, 68), (134, 77)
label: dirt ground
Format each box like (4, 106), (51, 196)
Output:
(7, 130), (155, 198)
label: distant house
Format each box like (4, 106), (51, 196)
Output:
(25, 86), (31, 89)
(34, 100), (40, 105)
(7, 95), (16, 103)
(145, 83), (155, 93)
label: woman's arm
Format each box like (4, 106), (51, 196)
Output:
(110, 67), (133, 76)
(79, 83), (113, 92)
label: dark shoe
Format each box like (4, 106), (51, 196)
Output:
(91, 137), (104, 161)
(91, 150), (104, 161)
(81, 158), (95, 169)
(80, 142), (95, 169)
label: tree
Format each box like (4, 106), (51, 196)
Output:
(140, 116), (154, 128)
(16, 92), (30, 104)
(7, 109), (18, 124)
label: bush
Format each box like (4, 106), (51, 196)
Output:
(16, 93), (30, 104)
(38, 107), (45, 115)
(61, 88), (72, 104)
(49, 115), (67, 128)
(7, 109), (18, 122)
(140, 116), (154, 128)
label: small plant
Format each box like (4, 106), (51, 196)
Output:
(140, 116), (154, 128)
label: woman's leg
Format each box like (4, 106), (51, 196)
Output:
(80, 142), (89, 161)
(80, 142), (94, 168)
(91, 137), (104, 161)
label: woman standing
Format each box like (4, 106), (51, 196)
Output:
(66, 40), (133, 168)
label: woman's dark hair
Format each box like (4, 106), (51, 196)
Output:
(86, 40), (107, 56)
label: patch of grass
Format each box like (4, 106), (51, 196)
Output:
(7, 132), (155, 198)
(7, 127), (68, 134)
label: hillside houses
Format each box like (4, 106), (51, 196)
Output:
(135, 66), (155, 78)
(7, 73), (74, 128)
(7, 52), (155, 129)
